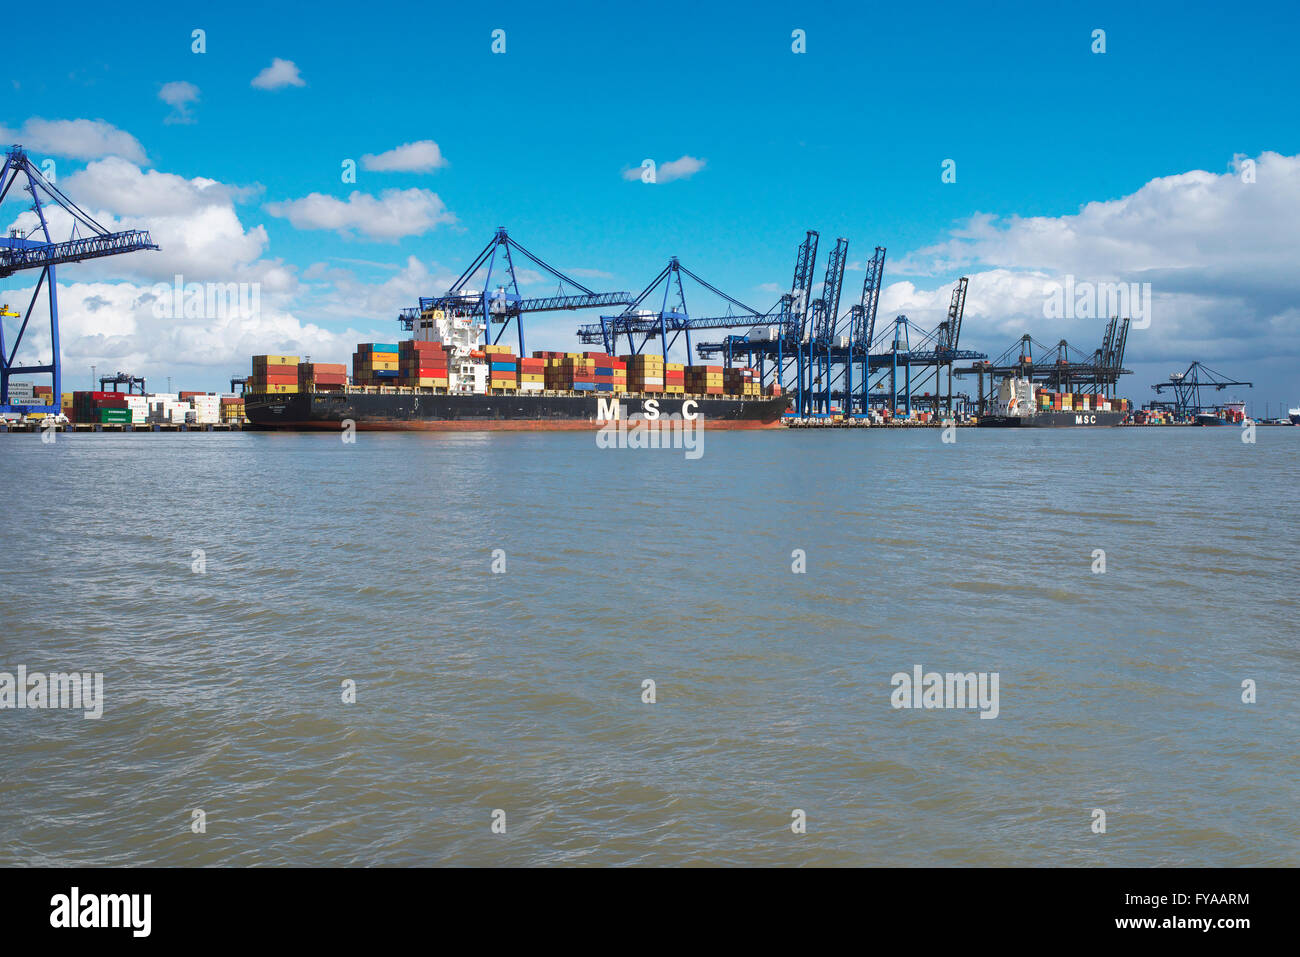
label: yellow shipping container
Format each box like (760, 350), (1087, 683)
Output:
(254, 354), (299, 365)
(357, 360), (399, 371)
(251, 383), (298, 394)
(664, 385), (685, 394)
(520, 373), (544, 383)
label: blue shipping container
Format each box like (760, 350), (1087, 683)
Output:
(571, 382), (595, 391)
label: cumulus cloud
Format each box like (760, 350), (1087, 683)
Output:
(9, 158), (273, 285)
(885, 152), (1300, 365)
(264, 188), (456, 240)
(622, 155), (706, 184)
(361, 140), (448, 173)
(0, 118), (147, 163)
(158, 81), (199, 125)
(250, 58), (305, 90)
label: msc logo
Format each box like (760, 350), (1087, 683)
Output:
(1074, 414), (1097, 424)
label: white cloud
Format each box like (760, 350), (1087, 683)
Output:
(361, 140), (448, 173)
(0, 118), (147, 163)
(264, 188), (456, 240)
(8, 158), (277, 288)
(250, 58), (305, 90)
(622, 155), (706, 184)
(886, 152), (1300, 365)
(159, 81), (199, 125)
(5, 278), (366, 383)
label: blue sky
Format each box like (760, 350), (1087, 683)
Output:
(4, 0), (1299, 411)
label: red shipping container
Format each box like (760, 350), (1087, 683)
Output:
(96, 397), (129, 409)
(254, 372), (298, 385)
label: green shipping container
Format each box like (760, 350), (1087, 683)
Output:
(98, 409), (132, 423)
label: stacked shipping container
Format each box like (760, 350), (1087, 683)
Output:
(396, 341), (450, 389)
(485, 343), (517, 391)
(299, 362), (348, 393)
(685, 365), (724, 395)
(353, 343), (400, 387)
(723, 367), (760, 396)
(249, 355), (300, 394)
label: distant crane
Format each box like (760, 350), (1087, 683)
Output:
(99, 371), (146, 394)
(1, 146), (158, 411)
(1151, 361), (1252, 417)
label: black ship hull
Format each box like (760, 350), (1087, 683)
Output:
(245, 390), (789, 431)
(977, 410), (1125, 428)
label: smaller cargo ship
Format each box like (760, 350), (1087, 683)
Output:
(1196, 401), (1248, 426)
(1290, 406), (1300, 426)
(977, 377), (1125, 427)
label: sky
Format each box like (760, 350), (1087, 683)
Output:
(2, 0), (1298, 414)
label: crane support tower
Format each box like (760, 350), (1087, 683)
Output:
(0, 146), (158, 413)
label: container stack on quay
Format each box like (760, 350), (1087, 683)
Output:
(221, 396), (245, 422)
(72, 392), (133, 424)
(352, 344), (399, 387)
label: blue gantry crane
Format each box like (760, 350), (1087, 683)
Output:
(0, 146), (157, 412)
(575, 256), (767, 360)
(954, 317), (1132, 415)
(398, 228), (632, 355)
(697, 230), (821, 403)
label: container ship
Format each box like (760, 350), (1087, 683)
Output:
(244, 309), (786, 431)
(977, 377), (1127, 427)
(1194, 400), (1247, 426)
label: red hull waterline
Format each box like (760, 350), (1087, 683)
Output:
(261, 417), (784, 431)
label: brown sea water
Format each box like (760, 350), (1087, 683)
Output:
(1, 426), (1296, 865)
